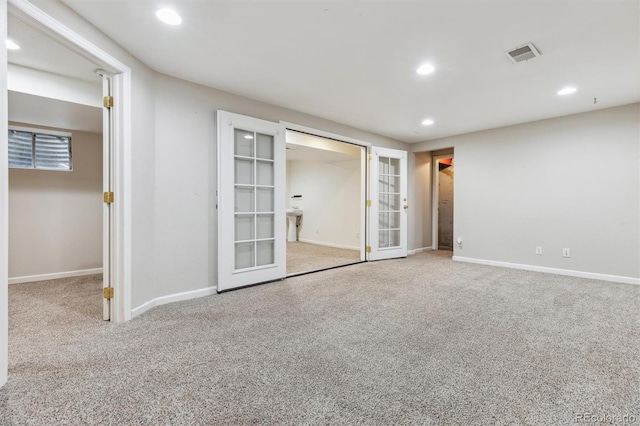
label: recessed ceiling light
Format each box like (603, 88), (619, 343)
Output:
(416, 64), (435, 75)
(6, 39), (20, 50)
(557, 87), (577, 96)
(156, 8), (182, 25)
(421, 118), (435, 126)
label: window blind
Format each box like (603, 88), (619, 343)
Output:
(7, 128), (72, 171)
(34, 134), (71, 170)
(8, 130), (34, 169)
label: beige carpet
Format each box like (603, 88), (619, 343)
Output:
(1, 252), (639, 424)
(287, 241), (361, 275)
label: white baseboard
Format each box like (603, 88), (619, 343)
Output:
(131, 286), (218, 319)
(9, 268), (103, 285)
(297, 239), (360, 251)
(408, 247), (434, 255)
(452, 256), (640, 286)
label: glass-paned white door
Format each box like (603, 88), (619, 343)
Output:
(217, 111), (285, 291)
(369, 147), (407, 260)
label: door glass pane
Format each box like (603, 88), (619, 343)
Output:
(256, 133), (274, 160)
(379, 230), (389, 248)
(256, 188), (274, 212)
(389, 194), (401, 211)
(235, 187), (254, 212)
(389, 212), (400, 229)
(235, 242), (255, 269)
(388, 176), (400, 193)
(235, 159), (254, 185)
(235, 215), (254, 241)
(235, 129), (254, 157)
(257, 160), (274, 186)
(377, 153), (403, 252)
(379, 212), (389, 229)
(256, 240), (274, 266)
(379, 193), (389, 211)
(256, 214), (274, 239)
(389, 230), (400, 247)
(379, 157), (389, 174)
(389, 158), (400, 175)
(379, 175), (389, 193)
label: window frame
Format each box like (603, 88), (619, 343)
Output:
(8, 125), (73, 171)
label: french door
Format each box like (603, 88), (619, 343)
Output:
(217, 111), (286, 291)
(369, 147), (408, 260)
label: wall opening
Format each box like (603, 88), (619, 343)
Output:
(285, 130), (366, 275)
(437, 157), (454, 251)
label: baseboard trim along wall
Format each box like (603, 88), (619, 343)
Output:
(297, 239), (360, 251)
(132, 286), (218, 318)
(453, 256), (640, 286)
(8, 268), (103, 285)
(408, 247), (434, 255)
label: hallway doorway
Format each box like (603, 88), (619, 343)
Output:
(434, 156), (454, 251)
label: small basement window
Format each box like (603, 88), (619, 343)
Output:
(8, 126), (72, 171)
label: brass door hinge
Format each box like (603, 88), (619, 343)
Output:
(103, 191), (114, 204)
(368, 153), (372, 161)
(366, 200), (372, 207)
(103, 287), (114, 299)
(103, 96), (114, 108)
(366, 246), (372, 253)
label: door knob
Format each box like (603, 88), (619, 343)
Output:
(404, 205), (408, 210)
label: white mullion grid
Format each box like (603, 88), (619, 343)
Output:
(380, 156), (389, 248)
(252, 131), (258, 268)
(390, 167), (401, 247)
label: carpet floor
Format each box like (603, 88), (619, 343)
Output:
(286, 242), (361, 275)
(1, 251), (638, 425)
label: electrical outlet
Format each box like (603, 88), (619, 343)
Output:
(535, 246), (542, 255)
(563, 248), (571, 258)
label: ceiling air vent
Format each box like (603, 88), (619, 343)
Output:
(505, 42), (541, 63)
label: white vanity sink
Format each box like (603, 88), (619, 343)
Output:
(286, 208), (303, 241)
(286, 208), (303, 217)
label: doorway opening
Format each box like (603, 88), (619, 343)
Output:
(433, 154), (454, 252)
(285, 130), (366, 276)
(5, 1), (132, 324)
(7, 12), (106, 322)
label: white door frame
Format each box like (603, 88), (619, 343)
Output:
(5, 0), (132, 324)
(432, 154), (455, 251)
(1, 0), (9, 388)
(280, 121), (371, 262)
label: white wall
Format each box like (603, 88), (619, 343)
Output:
(8, 128), (102, 281)
(413, 103), (640, 282)
(8, 64), (101, 107)
(287, 159), (361, 250)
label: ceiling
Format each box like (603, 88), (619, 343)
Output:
(42, 1), (640, 143)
